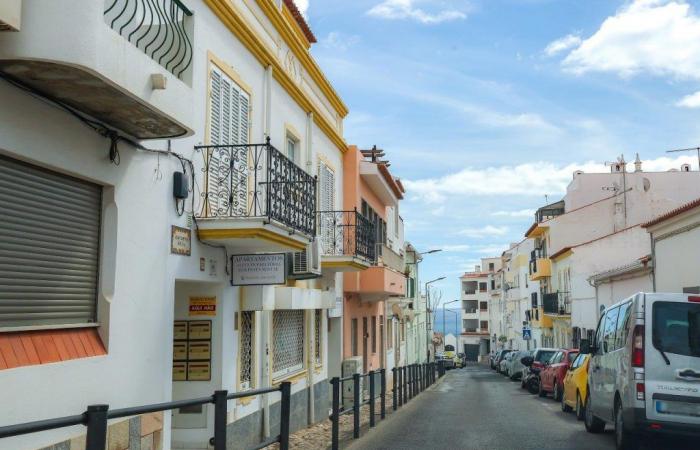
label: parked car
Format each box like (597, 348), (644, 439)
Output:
(436, 352), (454, 370)
(444, 344), (456, 369)
(499, 351), (513, 374)
(562, 353), (590, 420)
(582, 293), (700, 450)
(521, 348), (558, 393)
(495, 349), (513, 374)
(539, 348), (579, 400)
(505, 350), (530, 380)
(455, 352), (466, 368)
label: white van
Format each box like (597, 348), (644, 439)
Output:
(581, 293), (700, 450)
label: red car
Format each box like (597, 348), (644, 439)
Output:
(538, 348), (579, 401)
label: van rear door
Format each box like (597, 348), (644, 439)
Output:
(645, 293), (700, 425)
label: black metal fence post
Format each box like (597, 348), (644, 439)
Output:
(85, 404), (108, 450)
(380, 368), (386, 419)
(330, 377), (340, 450)
(414, 365), (419, 396)
(397, 366), (403, 406)
(352, 373), (360, 439)
(392, 367), (398, 410)
(280, 382), (291, 450)
(213, 390), (228, 450)
(369, 371), (376, 428)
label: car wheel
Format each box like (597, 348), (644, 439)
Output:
(584, 391), (605, 433)
(575, 392), (585, 421)
(553, 382), (560, 401)
(561, 388), (572, 412)
(615, 400), (637, 450)
(538, 379), (547, 397)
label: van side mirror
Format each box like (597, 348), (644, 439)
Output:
(521, 356), (534, 367)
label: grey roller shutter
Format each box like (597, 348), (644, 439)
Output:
(0, 155), (101, 327)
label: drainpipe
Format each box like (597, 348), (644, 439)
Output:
(264, 66), (272, 140)
(306, 112), (313, 172)
(307, 309), (315, 425)
(262, 309), (271, 438)
(650, 234), (657, 292)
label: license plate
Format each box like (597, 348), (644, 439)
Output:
(656, 400), (700, 417)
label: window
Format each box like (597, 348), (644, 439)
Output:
(239, 311), (254, 389)
(318, 162), (337, 255)
(207, 65), (249, 216)
(480, 320), (489, 331)
(479, 282), (487, 292)
(489, 263), (495, 272)
(0, 155), (102, 328)
(480, 302), (488, 311)
(361, 199), (387, 246)
(602, 306), (620, 353)
(615, 302), (633, 349)
(286, 135), (297, 162)
(351, 318), (358, 355)
(653, 301), (700, 357)
(371, 316), (377, 353)
(490, 280), (495, 290)
(570, 354), (583, 369)
(567, 352), (579, 364)
(314, 309), (322, 365)
(272, 310), (305, 379)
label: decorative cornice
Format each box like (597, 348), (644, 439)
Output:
(203, 0), (348, 153)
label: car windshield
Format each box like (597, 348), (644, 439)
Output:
(535, 350), (555, 362)
(567, 352), (579, 363)
(652, 301), (700, 357)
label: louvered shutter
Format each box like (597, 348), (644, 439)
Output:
(0, 155), (101, 327)
(318, 163), (338, 254)
(207, 66), (250, 217)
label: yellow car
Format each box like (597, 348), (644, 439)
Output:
(561, 353), (590, 420)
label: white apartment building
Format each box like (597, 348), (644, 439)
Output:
(459, 258), (500, 361)
(0, 1), (352, 449)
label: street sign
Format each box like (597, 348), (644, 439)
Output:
(523, 328), (532, 340)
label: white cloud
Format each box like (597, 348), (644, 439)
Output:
(404, 155), (696, 202)
(491, 209), (536, 218)
(676, 90), (700, 108)
(457, 225), (509, 238)
(321, 32), (361, 51)
(554, 0), (700, 81)
(543, 34), (581, 57)
(294, 0), (309, 17)
(367, 0), (468, 24)
(476, 244), (509, 255)
(441, 244), (473, 252)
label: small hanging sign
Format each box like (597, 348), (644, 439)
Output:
(171, 226), (191, 256)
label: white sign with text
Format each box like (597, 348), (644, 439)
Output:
(231, 254), (286, 286)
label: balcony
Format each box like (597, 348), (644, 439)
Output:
(194, 141), (316, 252)
(317, 210), (376, 272)
(376, 243), (405, 272)
(543, 293), (571, 316)
(529, 258), (551, 281)
(0, 0), (193, 139)
(463, 300), (478, 314)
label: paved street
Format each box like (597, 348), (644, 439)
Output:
(350, 364), (695, 450)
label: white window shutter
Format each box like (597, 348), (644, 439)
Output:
(207, 68), (223, 215)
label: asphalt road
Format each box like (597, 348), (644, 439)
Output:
(349, 364), (695, 450)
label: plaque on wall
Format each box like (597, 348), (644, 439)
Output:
(188, 321), (212, 340)
(187, 341), (212, 361)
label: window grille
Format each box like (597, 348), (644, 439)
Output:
(371, 315), (377, 353)
(314, 309), (322, 365)
(273, 310), (305, 379)
(239, 311), (254, 389)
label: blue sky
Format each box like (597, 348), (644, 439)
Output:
(302, 0), (700, 302)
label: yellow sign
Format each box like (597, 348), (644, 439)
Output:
(188, 341), (212, 361)
(174, 321), (188, 340)
(188, 321), (212, 339)
(187, 362), (211, 381)
(189, 297), (216, 316)
(173, 362), (187, 381)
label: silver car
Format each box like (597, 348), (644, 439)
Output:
(582, 293), (700, 450)
(504, 350), (530, 380)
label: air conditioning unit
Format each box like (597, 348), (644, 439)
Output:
(289, 240), (322, 279)
(342, 357), (363, 407)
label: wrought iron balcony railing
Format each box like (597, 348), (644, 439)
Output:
(195, 140), (317, 237)
(542, 292), (570, 315)
(317, 210), (376, 262)
(104, 0), (193, 80)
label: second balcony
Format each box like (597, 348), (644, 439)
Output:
(317, 210), (376, 271)
(194, 141), (316, 252)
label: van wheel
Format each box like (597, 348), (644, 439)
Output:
(575, 392), (585, 421)
(584, 391), (605, 433)
(561, 389), (572, 412)
(615, 401), (637, 450)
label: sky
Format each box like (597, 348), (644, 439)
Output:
(301, 0), (700, 302)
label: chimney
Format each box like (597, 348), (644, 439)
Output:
(634, 153), (642, 172)
(681, 163), (691, 172)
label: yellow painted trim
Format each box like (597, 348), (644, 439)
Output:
(204, 0), (348, 153)
(322, 260), (371, 271)
(197, 228), (307, 251)
(551, 250), (573, 262)
(208, 50), (254, 96)
(272, 369), (308, 387)
(254, 0), (348, 117)
(526, 224), (549, 239)
(281, 3), (311, 50)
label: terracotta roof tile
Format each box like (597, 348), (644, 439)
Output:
(642, 197), (700, 228)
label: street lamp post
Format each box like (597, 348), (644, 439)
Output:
(445, 309), (460, 351)
(425, 276), (445, 362)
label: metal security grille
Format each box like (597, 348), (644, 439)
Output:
(272, 310), (304, 378)
(239, 311), (254, 389)
(314, 309), (322, 365)
(0, 155), (101, 328)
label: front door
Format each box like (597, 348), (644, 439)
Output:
(362, 317), (368, 372)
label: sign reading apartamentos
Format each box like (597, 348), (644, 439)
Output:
(231, 253), (286, 286)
